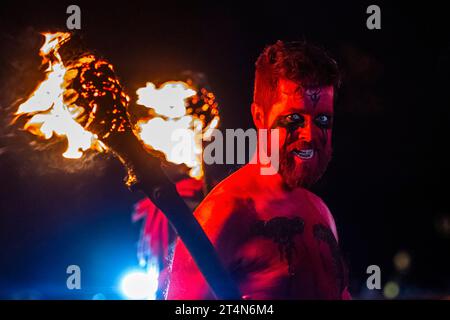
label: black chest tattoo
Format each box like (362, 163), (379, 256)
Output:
(253, 216), (305, 275)
(252, 217), (347, 294)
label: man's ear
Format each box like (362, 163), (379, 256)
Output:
(251, 103), (265, 129)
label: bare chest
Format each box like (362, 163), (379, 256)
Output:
(227, 194), (346, 299)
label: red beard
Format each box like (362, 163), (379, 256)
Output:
(279, 140), (332, 189)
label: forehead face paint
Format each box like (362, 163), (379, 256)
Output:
(305, 87), (322, 108)
(267, 79), (334, 189)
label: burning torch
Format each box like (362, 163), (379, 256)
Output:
(14, 32), (240, 299)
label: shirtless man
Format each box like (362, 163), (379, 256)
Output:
(167, 41), (350, 299)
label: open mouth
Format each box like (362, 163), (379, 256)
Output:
(292, 149), (314, 160)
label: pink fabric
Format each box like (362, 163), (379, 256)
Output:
(133, 178), (204, 264)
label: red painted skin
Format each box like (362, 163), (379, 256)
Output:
(167, 79), (350, 299)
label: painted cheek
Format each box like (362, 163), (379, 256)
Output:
(277, 128), (288, 148)
(318, 127), (332, 149)
(320, 128), (328, 146)
(310, 124), (326, 147)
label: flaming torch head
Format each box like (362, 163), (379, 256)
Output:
(15, 32), (132, 159)
(63, 55), (131, 140)
(136, 80), (220, 179)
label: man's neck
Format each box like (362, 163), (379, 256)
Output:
(243, 163), (286, 192)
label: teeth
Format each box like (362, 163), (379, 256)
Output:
(292, 149), (314, 159)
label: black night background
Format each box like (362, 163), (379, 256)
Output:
(0, 0), (448, 299)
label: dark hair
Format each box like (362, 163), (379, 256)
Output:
(253, 40), (341, 112)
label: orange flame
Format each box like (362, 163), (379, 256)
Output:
(136, 81), (219, 179)
(15, 32), (105, 159)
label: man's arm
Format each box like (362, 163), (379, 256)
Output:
(167, 238), (214, 299)
(167, 191), (244, 299)
(307, 191), (352, 299)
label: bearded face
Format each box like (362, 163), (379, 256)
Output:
(266, 79), (334, 189)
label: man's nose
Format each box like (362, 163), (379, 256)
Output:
(298, 119), (313, 143)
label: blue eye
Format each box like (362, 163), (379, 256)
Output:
(285, 113), (304, 124)
(315, 114), (332, 128)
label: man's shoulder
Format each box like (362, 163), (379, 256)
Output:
(300, 189), (338, 241)
(201, 166), (254, 203)
(194, 167), (255, 228)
